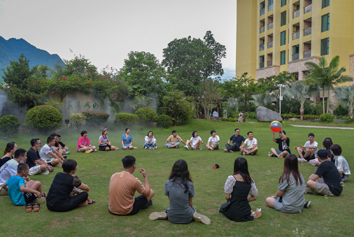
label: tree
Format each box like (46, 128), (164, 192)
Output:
(199, 78), (221, 120)
(252, 94), (276, 107)
(234, 73), (258, 112)
(284, 81), (320, 120)
(333, 85), (354, 118)
(305, 56), (353, 114)
(161, 90), (192, 126)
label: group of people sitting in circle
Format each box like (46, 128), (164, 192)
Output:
(0, 126), (350, 225)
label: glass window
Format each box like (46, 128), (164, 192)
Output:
(268, 0), (274, 11)
(281, 11), (287, 26)
(321, 14), (330, 32)
(280, 51), (286, 65)
(260, 1), (265, 15)
(280, 31), (286, 46)
(260, 56), (264, 68)
(322, 0), (330, 8)
(321, 38), (329, 55)
(281, 0), (287, 7)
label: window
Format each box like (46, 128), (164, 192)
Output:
(322, 0), (330, 8)
(260, 1), (265, 15)
(321, 14), (330, 32)
(321, 38), (329, 55)
(280, 31), (286, 46)
(281, 11), (287, 26)
(260, 56), (265, 68)
(292, 45), (299, 60)
(281, 0), (286, 7)
(268, 0), (273, 11)
(280, 51), (286, 65)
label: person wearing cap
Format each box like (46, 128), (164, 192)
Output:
(305, 149), (343, 197)
(294, 133), (318, 163)
(99, 128), (116, 151)
(270, 130), (290, 158)
(205, 130), (220, 150)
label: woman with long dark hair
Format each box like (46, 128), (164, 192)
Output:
(149, 159), (211, 224)
(219, 157), (261, 221)
(266, 154), (310, 213)
(144, 131), (157, 149)
(1, 142), (17, 167)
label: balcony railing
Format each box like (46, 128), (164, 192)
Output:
(268, 4), (273, 11)
(304, 50), (311, 58)
(267, 61), (273, 67)
(260, 8), (265, 15)
(293, 9), (300, 19)
(260, 26), (265, 33)
(292, 31), (300, 40)
(260, 62), (264, 68)
(304, 27), (312, 36)
(293, 53), (299, 61)
(304, 4), (312, 13)
(267, 41), (273, 48)
(260, 44), (265, 51)
(268, 22), (273, 30)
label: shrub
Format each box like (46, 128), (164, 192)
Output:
(82, 111), (110, 125)
(157, 114), (172, 128)
(25, 105), (63, 129)
(244, 112), (256, 119)
(221, 118), (237, 122)
(319, 113), (334, 123)
(115, 113), (139, 125)
(69, 113), (86, 127)
(333, 104), (348, 116)
(344, 116), (354, 124)
(303, 115), (320, 120)
(0, 115), (20, 136)
(135, 107), (158, 122)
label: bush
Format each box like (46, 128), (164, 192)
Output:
(82, 111), (110, 125)
(333, 104), (348, 116)
(319, 113), (334, 123)
(344, 116), (354, 124)
(25, 105), (63, 129)
(303, 115), (320, 120)
(157, 114), (172, 128)
(221, 118), (237, 122)
(282, 113), (300, 120)
(115, 113), (139, 125)
(0, 115), (20, 136)
(69, 113), (86, 127)
(244, 112), (256, 119)
(135, 107), (158, 122)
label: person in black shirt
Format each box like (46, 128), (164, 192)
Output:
(223, 128), (245, 153)
(58, 135), (69, 154)
(26, 138), (52, 175)
(305, 149), (342, 196)
(271, 130), (290, 158)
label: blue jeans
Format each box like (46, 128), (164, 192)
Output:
(166, 142), (180, 148)
(144, 143), (157, 149)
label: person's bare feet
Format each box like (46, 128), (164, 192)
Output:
(223, 148), (227, 152)
(229, 150), (233, 153)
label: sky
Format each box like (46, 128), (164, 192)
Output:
(0, 0), (236, 80)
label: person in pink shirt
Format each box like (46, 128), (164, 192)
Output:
(77, 131), (96, 153)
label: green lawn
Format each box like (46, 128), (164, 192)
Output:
(0, 120), (353, 236)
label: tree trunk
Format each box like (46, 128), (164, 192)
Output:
(244, 94), (247, 113)
(327, 86), (330, 114)
(322, 87), (325, 114)
(300, 102), (304, 120)
(350, 100), (353, 119)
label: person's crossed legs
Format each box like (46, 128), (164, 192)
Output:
(270, 148), (288, 158)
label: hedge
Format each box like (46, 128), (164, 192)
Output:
(69, 113), (86, 127)
(135, 107), (158, 122)
(82, 111), (110, 125)
(115, 113), (139, 125)
(0, 115), (20, 136)
(157, 114), (172, 128)
(221, 118), (237, 122)
(25, 105), (63, 129)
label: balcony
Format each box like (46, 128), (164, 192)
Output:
(267, 41), (273, 48)
(304, 4), (312, 13)
(268, 22), (273, 30)
(293, 53), (299, 61)
(260, 26), (265, 33)
(260, 8), (265, 15)
(293, 9), (300, 19)
(260, 62), (264, 68)
(304, 27), (312, 36)
(260, 44), (265, 51)
(268, 4), (273, 11)
(304, 50), (311, 58)
(292, 31), (300, 40)
(267, 61), (273, 67)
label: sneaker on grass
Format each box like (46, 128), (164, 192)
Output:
(193, 212), (211, 225)
(149, 212), (167, 220)
(304, 201), (311, 208)
(184, 146), (189, 150)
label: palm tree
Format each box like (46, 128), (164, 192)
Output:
(333, 85), (354, 118)
(252, 94), (276, 107)
(305, 56), (353, 114)
(284, 81), (320, 120)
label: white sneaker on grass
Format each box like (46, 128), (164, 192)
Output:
(184, 146), (189, 150)
(193, 212), (211, 225)
(149, 212), (168, 220)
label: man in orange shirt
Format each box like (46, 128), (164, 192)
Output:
(109, 155), (155, 215)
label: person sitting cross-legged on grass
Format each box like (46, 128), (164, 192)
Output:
(305, 149), (342, 197)
(266, 154), (311, 213)
(294, 133), (318, 163)
(205, 130), (220, 151)
(223, 128), (245, 153)
(77, 131), (96, 153)
(184, 131), (204, 150)
(26, 138), (52, 175)
(99, 128), (116, 151)
(163, 130), (186, 148)
(109, 155), (154, 215)
(47, 159), (94, 212)
(240, 131), (258, 156)
(1, 142), (17, 167)
(309, 139), (333, 166)
(40, 136), (64, 166)
(121, 128), (137, 150)
(331, 144), (351, 182)
(58, 134), (70, 155)
(270, 130), (290, 159)
(219, 157), (261, 222)
(149, 159), (211, 225)
(50, 133), (67, 158)
(144, 131), (157, 149)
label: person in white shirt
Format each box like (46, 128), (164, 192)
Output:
(331, 144), (351, 182)
(213, 111), (219, 117)
(205, 130), (220, 150)
(294, 133), (318, 163)
(39, 136), (64, 167)
(185, 131), (204, 150)
(144, 131), (157, 149)
(240, 131), (258, 156)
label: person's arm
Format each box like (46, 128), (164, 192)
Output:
(20, 185), (41, 197)
(272, 133), (276, 142)
(308, 174), (319, 182)
(78, 183), (90, 192)
(248, 180), (258, 202)
(1, 183), (7, 190)
(98, 137), (105, 145)
(140, 169), (151, 197)
(189, 197), (193, 207)
(240, 143), (246, 149)
(272, 190), (284, 199)
(179, 137), (186, 145)
(225, 194), (230, 202)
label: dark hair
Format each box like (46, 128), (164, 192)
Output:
(50, 133), (58, 137)
(317, 149), (328, 160)
(323, 139), (331, 149)
(169, 159), (192, 193)
(235, 128), (240, 132)
(3, 142), (16, 155)
(147, 131), (153, 136)
(247, 131), (253, 135)
(81, 130), (87, 136)
(210, 130), (216, 135)
(58, 134), (61, 138)
(233, 157), (253, 184)
(325, 137), (333, 146)
(330, 144), (342, 156)
(62, 159), (77, 173)
(122, 155), (136, 168)
(280, 130), (286, 135)
(102, 128), (107, 135)
(47, 136), (55, 144)
(17, 163), (29, 174)
(172, 130), (177, 134)
(279, 154), (303, 186)
(30, 138), (40, 147)
(14, 148), (26, 159)
(308, 133), (314, 137)
(192, 131), (197, 137)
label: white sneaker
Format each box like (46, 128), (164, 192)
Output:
(193, 212), (211, 225)
(145, 147), (148, 149)
(298, 158), (308, 163)
(184, 146), (189, 150)
(149, 212), (167, 220)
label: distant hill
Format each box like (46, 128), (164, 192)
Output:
(0, 36), (65, 82)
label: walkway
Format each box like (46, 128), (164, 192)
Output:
(290, 124), (354, 130)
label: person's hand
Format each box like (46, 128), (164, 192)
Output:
(139, 169), (147, 178)
(47, 166), (53, 172)
(24, 176), (30, 182)
(85, 186), (90, 192)
(163, 144), (166, 147)
(108, 142), (111, 145)
(35, 191), (41, 198)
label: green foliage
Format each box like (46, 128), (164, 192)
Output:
(319, 113), (334, 123)
(221, 117), (237, 122)
(0, 115), (20, 136)
(156, 114), (172, 128)
(25, 105), (63, 129)
(344, 116), (354, 123)
(333, 104), (349, 116)
(69, 113), (86, 127)
(82, 111), (110, 125)
(161, 90), (192, 125)
(244, 112), (256, 119)
(44, 98), (63, 112)
(135, 107), (158, 122)
(115, 113), (139, 125)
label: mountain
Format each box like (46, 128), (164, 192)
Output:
(0, 36), (65, 82)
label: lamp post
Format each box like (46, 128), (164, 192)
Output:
(276, 84), (286, 115)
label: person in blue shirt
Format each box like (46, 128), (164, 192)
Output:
(121, 128), (137, 150)
(223, 128), (245, 153)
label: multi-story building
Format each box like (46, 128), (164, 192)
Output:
(236, 0), (354, 83)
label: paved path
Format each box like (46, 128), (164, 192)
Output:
(290, 124), (354, 130)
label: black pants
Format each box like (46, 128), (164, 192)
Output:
(109, 195), (152, 216)
(225, 143), (240, 152)
(47, 192), (88, 212)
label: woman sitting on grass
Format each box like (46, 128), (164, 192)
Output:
(99, 128), (116, 151)
(266, 154), (311, 213)
(219, 157), (261, 222)
(46, 159), (95, 212)
(149, 159), (211, 225)
(77, 131), (96, 153)
(121, 128), (137, 150)
(1, 142), (17, 167)
(184, 131), (204, 150)
(144, 131), (157, 149)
